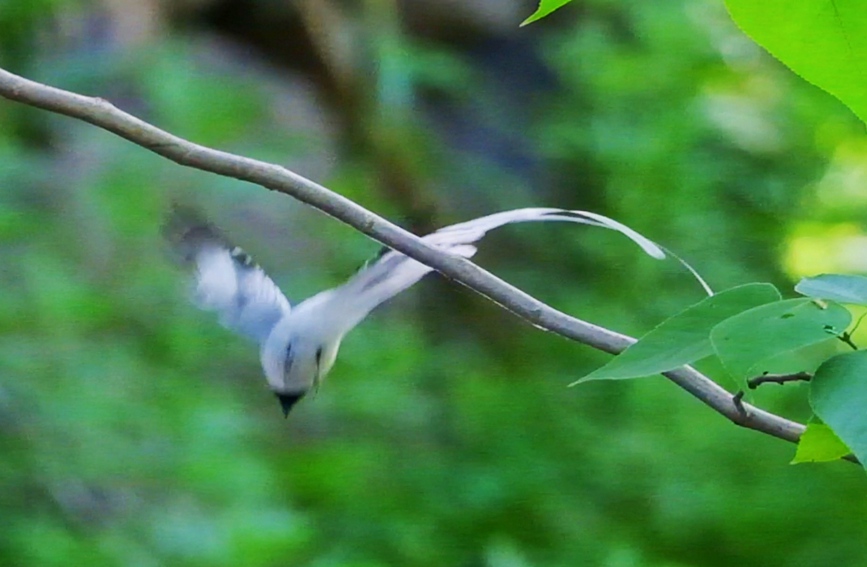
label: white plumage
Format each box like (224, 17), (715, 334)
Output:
(168, 207), (696, 416)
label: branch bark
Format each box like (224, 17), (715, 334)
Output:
(0, 66), (808, 446)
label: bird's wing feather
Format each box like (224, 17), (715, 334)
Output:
(311, 207), (682, 336)
(166, 212), (291, 344)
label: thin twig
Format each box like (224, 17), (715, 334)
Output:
(747, 372), (813, 389)
(837, 332), (859, 351)
(0, 67), (810, 447)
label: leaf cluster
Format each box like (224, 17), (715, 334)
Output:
(584, 275), (867, 469)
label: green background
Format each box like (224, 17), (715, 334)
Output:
(1, 0), (865, 565)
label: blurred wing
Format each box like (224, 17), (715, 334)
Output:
(315, 207), (686, 335)
(166, 212), (291, 344)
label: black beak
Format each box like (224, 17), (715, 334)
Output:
(275, 392), (304, 418)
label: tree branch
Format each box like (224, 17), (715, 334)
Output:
(0, 66), (808, 447)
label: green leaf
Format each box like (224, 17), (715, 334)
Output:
(810, 350), (867, 468)
(710, 299), (852, 386)
(792, 420), (851, 464)
(795, 274), (867, 306)
(724, 1), (867, 125)
(521, 0), (574, 26)
(576, 283), (781, 383)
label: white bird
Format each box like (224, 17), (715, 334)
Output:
(167, 207), (699, 416)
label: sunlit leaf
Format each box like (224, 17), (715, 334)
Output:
(795, 274), (867, 306)
(577, 283), (780, 383)
(791, 420), (851, 464)
(725, 1), (867, 125)
(810, 350), (867, 469)
(521, 0), (574, 26)
(710, 299), (851, 387)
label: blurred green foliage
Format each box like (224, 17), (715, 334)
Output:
(1, 1), (866, 566)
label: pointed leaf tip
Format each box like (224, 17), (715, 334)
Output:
(521, 0), (574, 26)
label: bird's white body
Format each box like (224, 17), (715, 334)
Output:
(259, 290), (343, 397)
(169, 207), (699, 415)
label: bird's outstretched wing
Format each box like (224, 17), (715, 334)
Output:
(312, 207), (687, 336)
(166, 210), (291, 344)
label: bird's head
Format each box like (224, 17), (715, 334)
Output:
(261, 330), (341, 417)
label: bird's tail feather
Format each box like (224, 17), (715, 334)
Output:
(432, 208), (665, 260)
(321, 207), (711, 337)
(436, 208), (712, 295)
